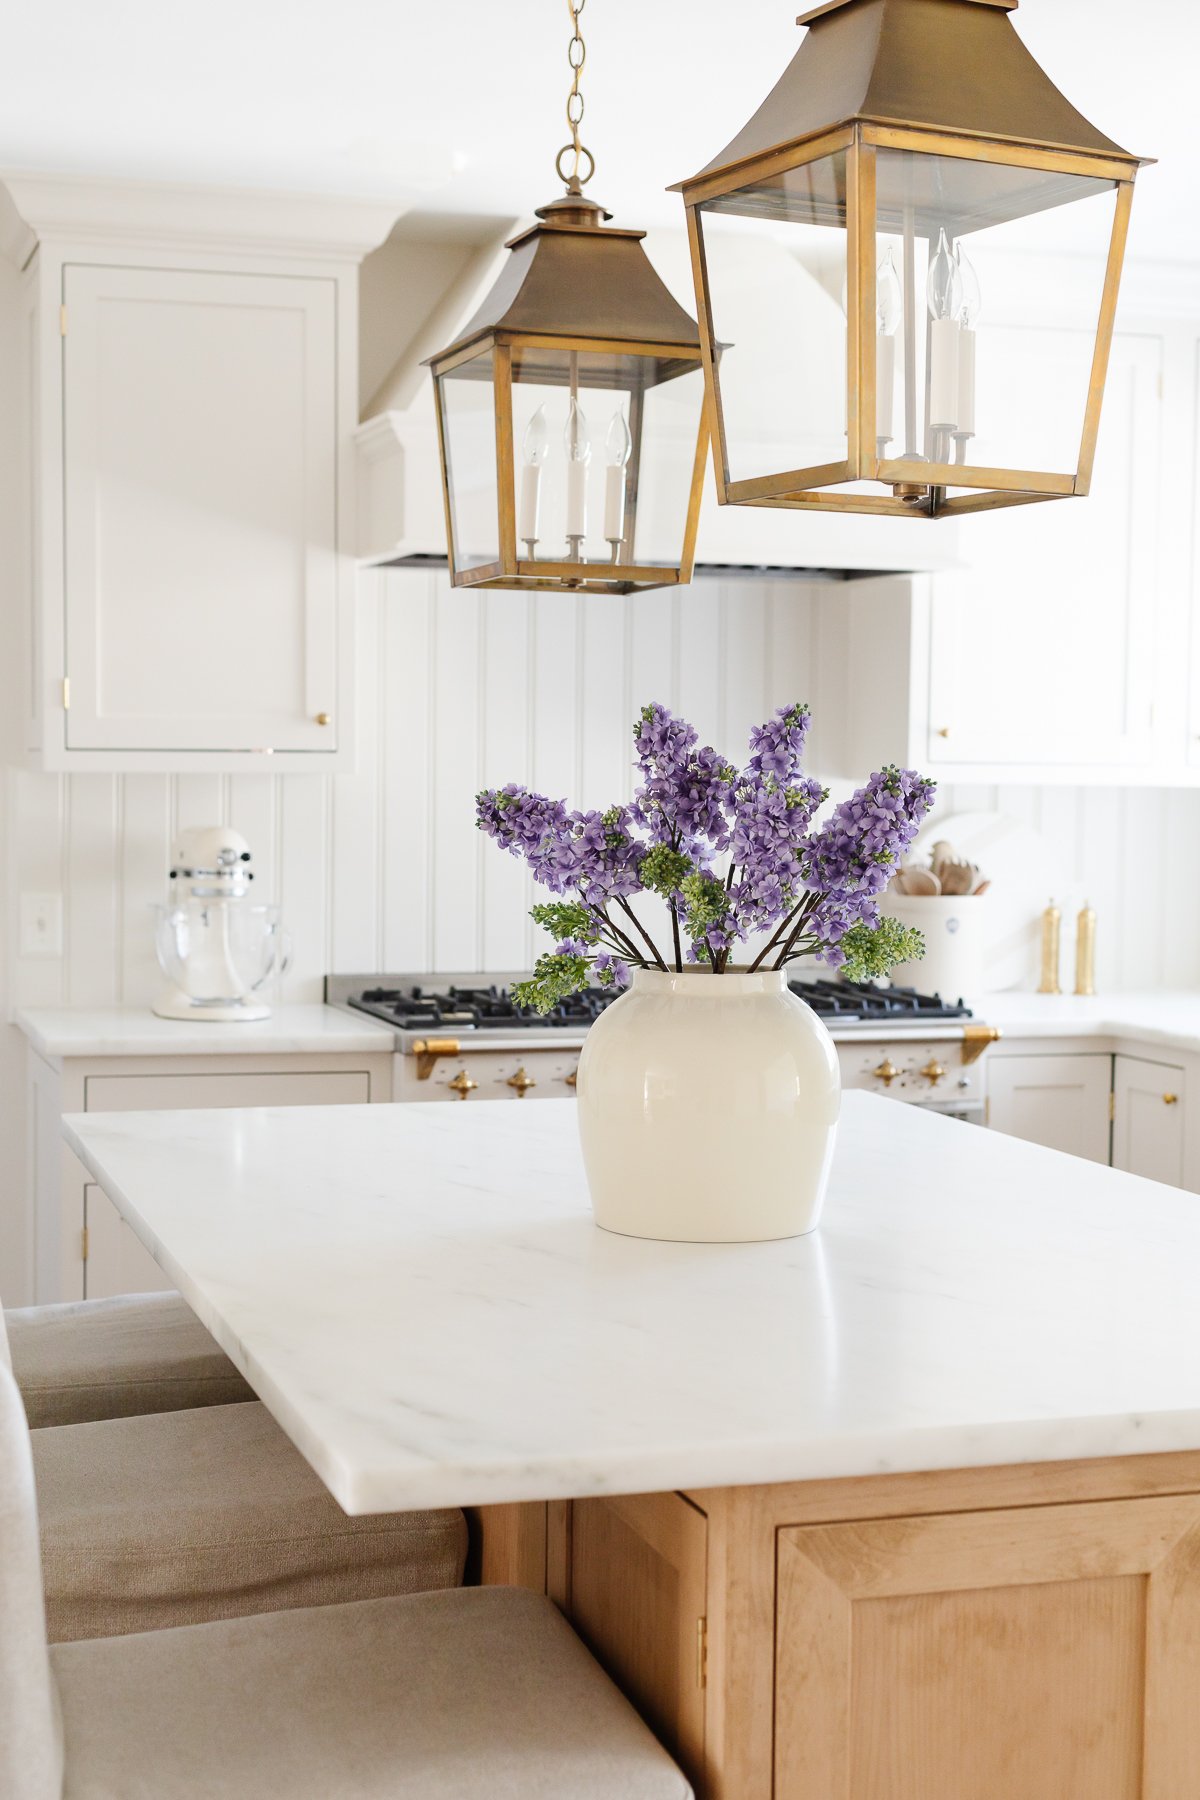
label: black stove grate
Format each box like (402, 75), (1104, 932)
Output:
(348, 978), (973, 1032)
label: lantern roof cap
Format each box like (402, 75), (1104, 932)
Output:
(427, 191), (702, 366)
(674, 0), (1146, 194)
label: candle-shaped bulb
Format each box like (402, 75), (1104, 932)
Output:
(954, 241), (982, 329)
(877, 247), (902, 336)
(564, 395), (591, 466)
(522, 404), (549, 467)
(927, 226), (962, 322)
(605, 410), (632, 469)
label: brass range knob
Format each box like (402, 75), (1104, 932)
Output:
(873, 1059), (899, 1088)
(920, 1059), (946, 1087)
(562, 1070), (578, 1088)
(506, 1067), (536, 1097)
(448, 1070), (478, 1100)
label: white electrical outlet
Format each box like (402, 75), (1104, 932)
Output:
(20, 893), (63, 959)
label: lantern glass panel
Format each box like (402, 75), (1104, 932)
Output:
(874, 148), (1119, 481)
(509, 346), (704, 568)
(697, 149), (849, 486)
(437, 349), (499, 572)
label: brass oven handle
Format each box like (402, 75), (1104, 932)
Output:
(506, 1067), (536, 1097)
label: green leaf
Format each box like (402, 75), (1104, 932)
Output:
(512, 950), (593, 1015)
(529, 901), (597, 944)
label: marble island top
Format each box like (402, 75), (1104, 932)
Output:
(64, 1093), (1200, 1515)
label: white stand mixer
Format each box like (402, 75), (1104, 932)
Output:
(153, 826), (289, 1022)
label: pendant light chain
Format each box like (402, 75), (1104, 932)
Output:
(555, 0), (595, 191)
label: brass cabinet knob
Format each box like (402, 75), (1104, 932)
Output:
(562, 1070), (578, 1088)
(936, 727), (951, 739)
(315, 712), (331, 726)
(1164, 1093), (1180, 1106)
(448, 1070), (478, 1099)
(920, 1059), (946, 1086)
(873, 1059), (899, 1088)
(506, 1067), (536, 1097)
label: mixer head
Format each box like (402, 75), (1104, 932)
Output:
(169, 825), (255, 897)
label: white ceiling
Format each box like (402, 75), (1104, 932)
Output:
(0, 0), (1190, 262)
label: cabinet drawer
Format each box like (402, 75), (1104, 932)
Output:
(84, 1070), (371, 1111)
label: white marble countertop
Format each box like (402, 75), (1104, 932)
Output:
(16, 1004), (395, 1061)
(972, 992), (1200, 1056)
(63, 1092), (1200, 1515)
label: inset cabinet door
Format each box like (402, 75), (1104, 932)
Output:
(987, 1053), (1112, 1164)
(1112, 1054), (1187, 1188)
(62, 263), (339, 754)
(84, 1184), (169, 1300)
(775, 1497), (1200, 1800)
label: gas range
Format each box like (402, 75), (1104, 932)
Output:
(326, 973), (1000, 1112)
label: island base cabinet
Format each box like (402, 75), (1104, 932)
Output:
(476, 1460), (1200, 1800)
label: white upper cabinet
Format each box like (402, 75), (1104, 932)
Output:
(6, 176), (397, 771)
(925, 330), (1162, 772)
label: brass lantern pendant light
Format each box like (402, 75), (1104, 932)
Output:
(428, 0), (708, 592)
(674, 0), (1152, 520)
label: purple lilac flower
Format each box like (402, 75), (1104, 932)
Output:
(632, 703), (733, 854)
(804, 766), (935, 906)
(728, 768), (826, 935)
(746, 703), (811, 784)
(592, 952), (632, 989)
(553, 938), (591, 959)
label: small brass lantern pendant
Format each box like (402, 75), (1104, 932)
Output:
(673, 0), (1151, 520)
(427, 4), (708, 593)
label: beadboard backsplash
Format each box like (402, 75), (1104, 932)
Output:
(10, 564), (1200, 1011)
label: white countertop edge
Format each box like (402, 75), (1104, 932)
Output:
(16, 1004), (396, 1061)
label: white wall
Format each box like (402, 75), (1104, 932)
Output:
(5, 564), (1200, 1301)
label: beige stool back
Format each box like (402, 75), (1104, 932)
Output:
(0, 1364), (65, 1800)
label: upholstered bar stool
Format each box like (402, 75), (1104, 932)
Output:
(1, 1368), (693, 1800)
(7, 1292), (255, 1427)
(1, 1305), (467, 1642)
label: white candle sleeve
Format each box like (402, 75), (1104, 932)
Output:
(957, 326), (977, 438)
(876, 333), (896, 443)
(566, 460), (588, 540)
(929, 317), (960, 433)
(604, 465), (626, 544)
(518, 465), (542, 542)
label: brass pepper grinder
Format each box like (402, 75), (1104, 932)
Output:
(1075, 900), (1097, 996)
(1037, 899), (1062, 995)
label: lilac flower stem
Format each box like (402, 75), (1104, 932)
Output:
(592, 904), (644, 967)
(747, 894), (810, 973)
(670, 901), (683, 974)
(770, 894), (823, 971)
(615, 896), (668, 971)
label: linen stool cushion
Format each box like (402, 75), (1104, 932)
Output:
(33, 1399), (467, 1642)
(9, 1293), (255, 1428)
(51, 1584), (693, 1799)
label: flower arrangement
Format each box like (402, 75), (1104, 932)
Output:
(476, 702), (936, 1013)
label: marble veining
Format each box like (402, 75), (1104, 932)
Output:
(63, 1091), (1200, 1515)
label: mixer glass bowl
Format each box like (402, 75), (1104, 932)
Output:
(153, 900), (289, 1006)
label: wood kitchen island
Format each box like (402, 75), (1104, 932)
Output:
(64, 1094), (1200, 1800)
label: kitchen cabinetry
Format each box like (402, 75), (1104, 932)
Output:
(3, 175), (396, 771)
(23, 1021), (394, 1302)
(987, 1053), (1112, 1164)
(1112, 1054), (1187, 1187)
(480, 1460), (1200, 1800)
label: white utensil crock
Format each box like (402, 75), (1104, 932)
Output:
(576, 968), (841, 1243)
(882, 894), (990, 998)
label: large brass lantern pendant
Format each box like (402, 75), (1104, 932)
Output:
(427, 3), (707, 593)
(674, 0), (1150, 520)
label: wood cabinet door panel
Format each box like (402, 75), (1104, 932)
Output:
(775, 1496), (1200, 1800)
(63, 263), (337, 753)
(569, 1493), (707, 1787)
(1112, 1055), (1187, 1188)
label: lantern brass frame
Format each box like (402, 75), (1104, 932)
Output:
(674, 0), (1150, 520)
(427, 200), (710, 594)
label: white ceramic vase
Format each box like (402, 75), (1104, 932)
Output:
(576, 968), (841, 1243)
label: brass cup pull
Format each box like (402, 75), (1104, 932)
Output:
(1164, 1093), (1180, 1106)
(873, 1059), (899, 1088)
(507, 1067), (536, 1097)
(562, 1070), (578, 1088)
(920, 1059), (946, 1086)
(448, 1070), (478, 1100)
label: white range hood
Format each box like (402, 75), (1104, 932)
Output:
(355, 227), (960, 580)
